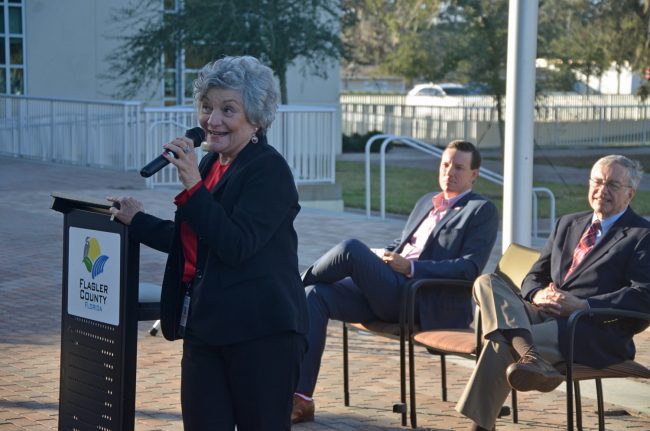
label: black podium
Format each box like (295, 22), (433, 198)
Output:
(52, 192), (159, 431)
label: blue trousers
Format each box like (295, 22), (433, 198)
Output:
(296, 239), (406, 396)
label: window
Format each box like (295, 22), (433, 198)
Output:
(417, 88), (443, 97)
(1, 0), (24, 95)
(162, 0), (198, 106)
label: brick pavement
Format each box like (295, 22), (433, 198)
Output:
(1, 155), (649, 430)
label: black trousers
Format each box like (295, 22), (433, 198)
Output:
(180, 331), (306, 431)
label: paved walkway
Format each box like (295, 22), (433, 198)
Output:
(1, 155), (649, 430)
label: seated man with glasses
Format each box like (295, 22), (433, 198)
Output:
(456, 154), (650, 431)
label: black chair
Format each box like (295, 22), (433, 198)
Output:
(342, 277), (478, 428)
(342, 281), (415, 426)
(405, 243), (541, 428)
(564, 308), (650, 431)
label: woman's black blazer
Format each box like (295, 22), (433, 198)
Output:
(130, 139), (308, 344)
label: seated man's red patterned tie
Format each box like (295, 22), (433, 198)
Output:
(564, 219), (601, 281)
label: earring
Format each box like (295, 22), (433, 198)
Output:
(251, 129), (259, 144)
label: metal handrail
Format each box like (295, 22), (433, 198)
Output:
(364, 134), (556, 238)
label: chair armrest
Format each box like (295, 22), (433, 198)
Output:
(565, 308), (650, 381)
(402, 278), (474, 337)
(563, 309), (650, 429)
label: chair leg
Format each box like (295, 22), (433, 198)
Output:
(342, 323), (350, 406)
(574, 381), (583, 431)
(566, 377), (574, 431)
(511, 389), (518, 423)
(408, 333), (417, 428)
(149, 319), (160, 336)
(440, 354), (448, 402)
(595, 379), (605, 431)
(398, 322), (407, 426)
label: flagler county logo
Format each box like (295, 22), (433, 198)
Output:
(82, 237), (109, 279)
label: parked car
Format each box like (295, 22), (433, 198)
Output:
(404, 83), (490, 119)
(465, 81), (491, 95)
(405, 82), (471, 106)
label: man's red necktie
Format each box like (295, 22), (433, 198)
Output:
(564, 219), (601, 281)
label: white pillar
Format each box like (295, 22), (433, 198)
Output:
(502, 0), (539, 252)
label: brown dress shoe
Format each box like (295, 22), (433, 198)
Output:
(291, 394), (315, 424)
(506, 349), (564, 392)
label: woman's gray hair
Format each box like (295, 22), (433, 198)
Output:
(193, 56), (279, 134)
(593, 155), (644, 189)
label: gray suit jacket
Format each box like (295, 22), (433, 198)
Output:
(390, 191), (499, 329)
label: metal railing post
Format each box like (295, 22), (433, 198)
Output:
(379, 137), (393, 219)
(364, 134), (393, 218)
(123, 105), (129, 170)
(49, 100), (54, 161)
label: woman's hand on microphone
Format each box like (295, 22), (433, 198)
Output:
(163, 136), (202, 190)
(107, 196), (144, 225)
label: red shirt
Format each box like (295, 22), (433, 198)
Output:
(174, 161), (230, 282)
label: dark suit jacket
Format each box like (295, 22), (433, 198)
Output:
(390, 191), (499, 329)
(521, 208), (650, 368)
(130, 139), (309, 344)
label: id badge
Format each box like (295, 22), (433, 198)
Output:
(179, 292), (191, 336)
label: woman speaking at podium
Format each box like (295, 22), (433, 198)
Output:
(108, 56), (308, 430)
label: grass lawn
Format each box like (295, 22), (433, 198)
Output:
(337, 160), (650, 217)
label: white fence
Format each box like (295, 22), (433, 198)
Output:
(0, 95), (143, 169)
(0, 95), (338, 187)
(143, 105), (337, 187)
(341, 94), (650, 148)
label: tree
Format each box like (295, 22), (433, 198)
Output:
(622, 0), (650, 70)
(437, 0), (510, 144)
(106, 0), (343, 104)
(343, 0), (650, 146)
(342, 0), (510, 145)
(540, 1), (609, 94)
(341, 0), (442, 85)
(600, 2), (639, 94)
(538, 0), (650, 94)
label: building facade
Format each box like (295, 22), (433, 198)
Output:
(5, 0), (342, 209)
(12, 0), (339, 109)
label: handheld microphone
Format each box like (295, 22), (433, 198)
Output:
(140, 127), (206, 178)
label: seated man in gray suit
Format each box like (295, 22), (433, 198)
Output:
(456, 155), (650, 431)
(292, 140), (499, 423)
